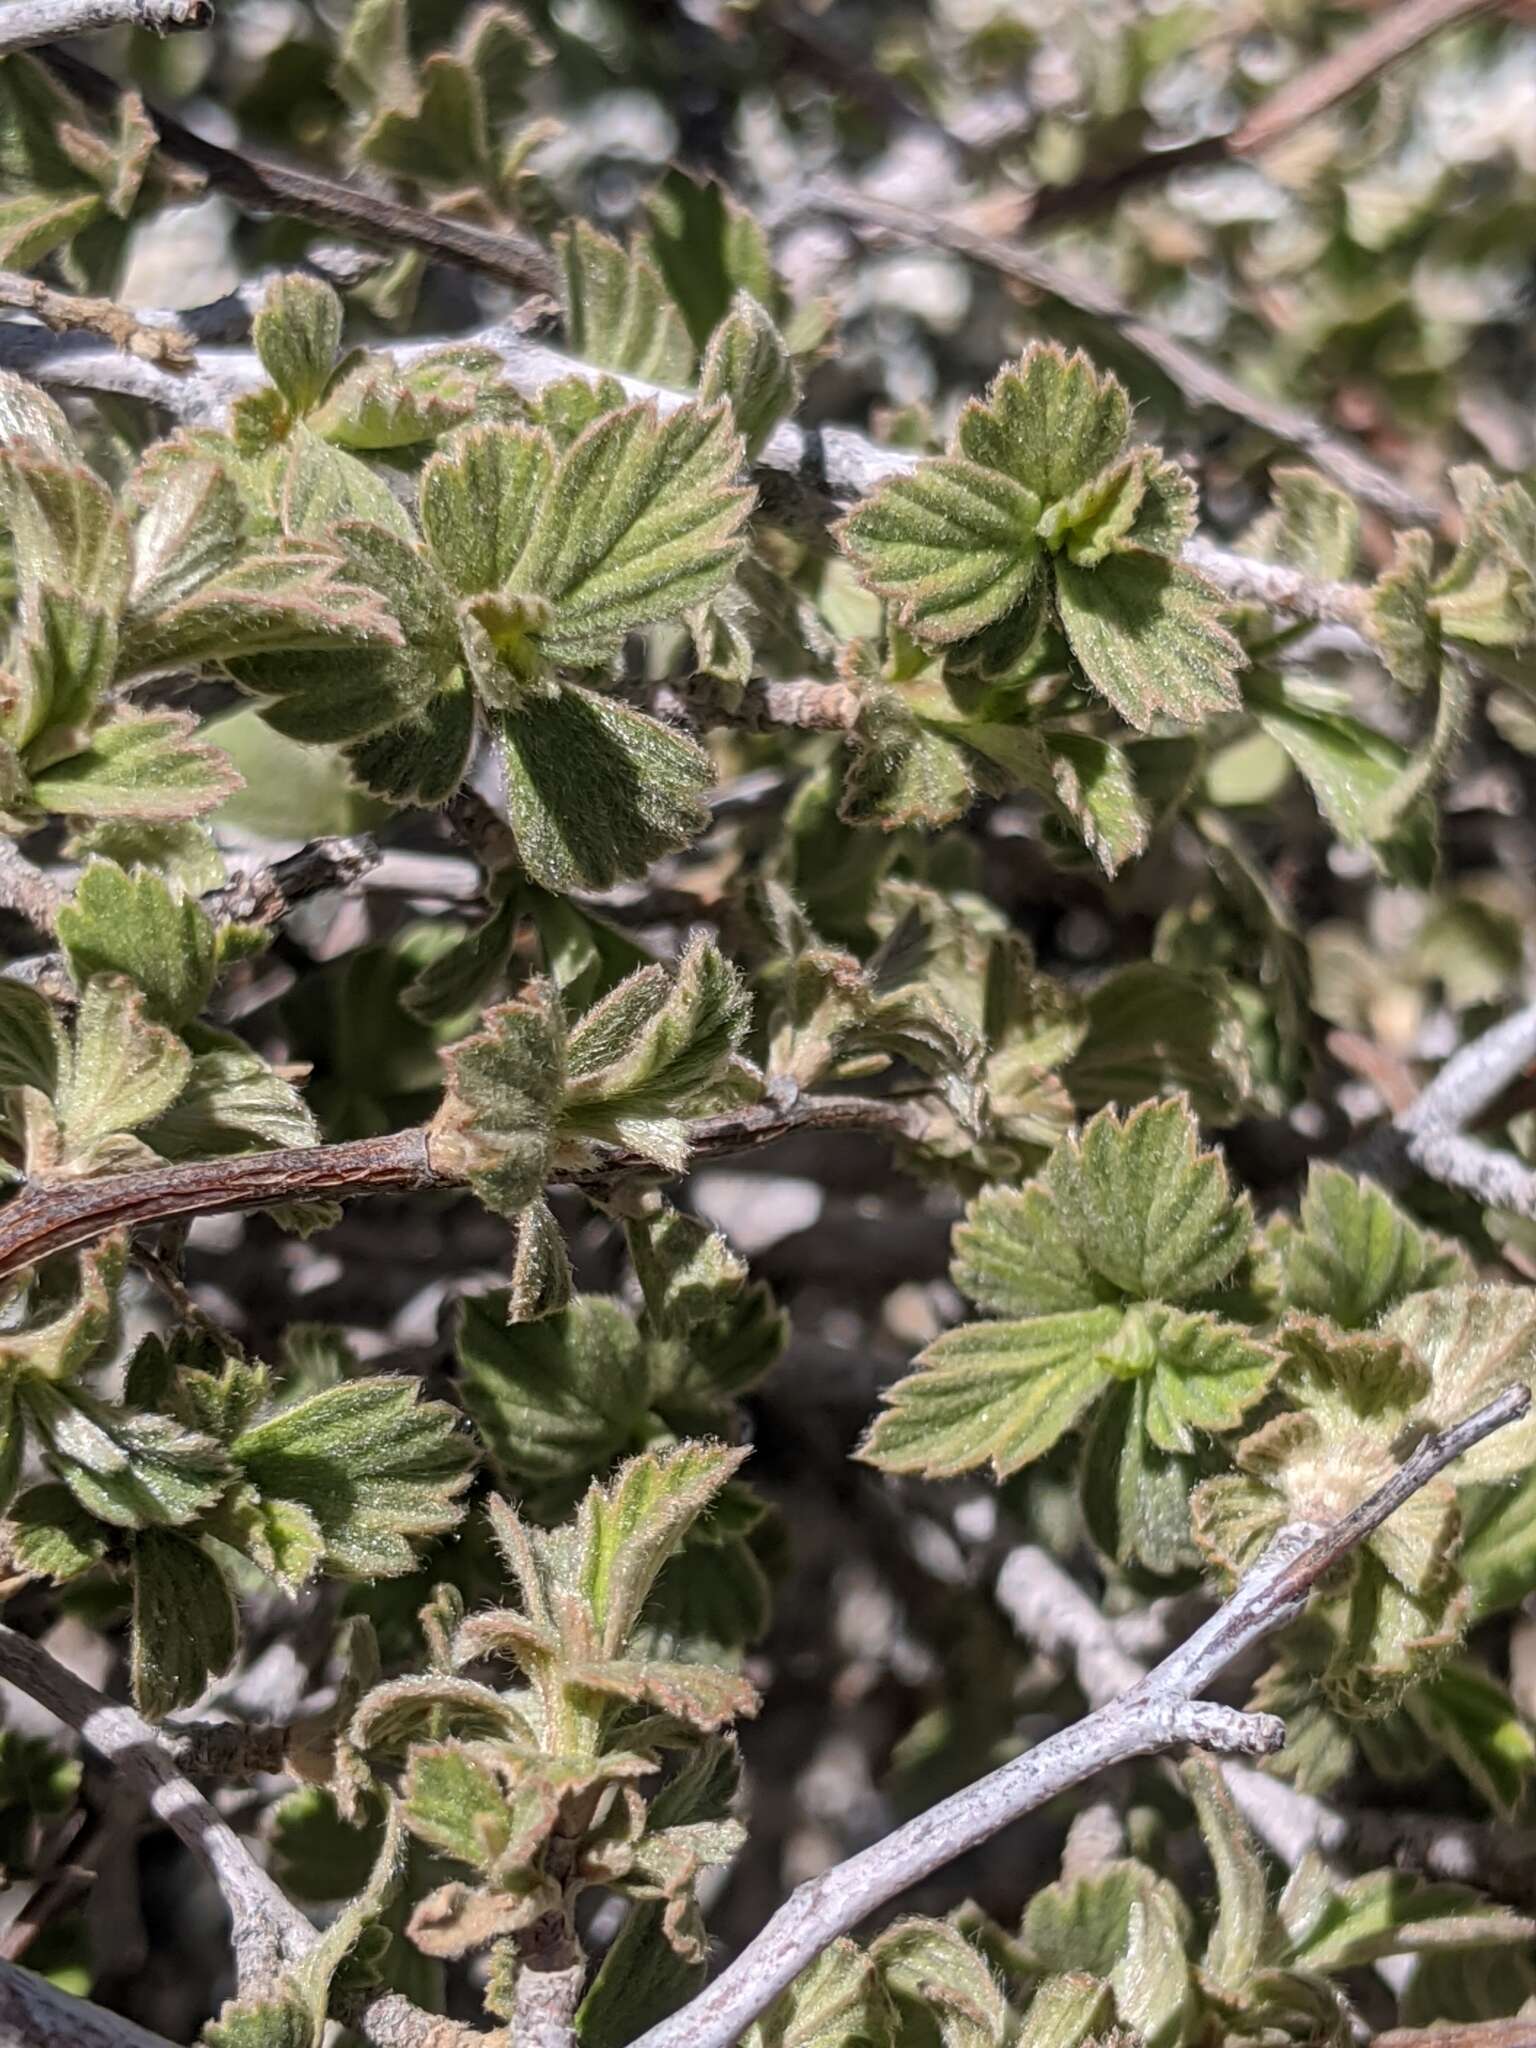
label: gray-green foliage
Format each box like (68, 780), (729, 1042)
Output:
(3, 11), (1536, 2043)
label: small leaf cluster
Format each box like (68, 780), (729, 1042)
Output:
(429, 932), (754, 1299)
(866, 1113), (1536, 1719)
(753, 1751), (1536, 2048)
(1, 1313), (474, 1718)
(0, 859), (307, 1186)
(340, 1446), (755, 2004)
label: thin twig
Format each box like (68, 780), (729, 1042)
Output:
(1025, 0), (1496, 232)
(0, 1096), (925, 1281)
(0, 1631), (483, 2047)
(628, 1383), (1529, 2048)
(0, 271), (192, 366)
(0, 1624), (311, 1991)
(43, 49), (558, 298)
(1395, 1000), (1536, 1215)
(0, 316), (1379, 635)
(819, 183), (1438, 529)
(0, 0), (209, 56)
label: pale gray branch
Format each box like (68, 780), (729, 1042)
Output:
(0, 0), (209, 55)
(629, 1384), (1529, 2048)
(0, 1960), (180, 2048)
(0, 317), (1377, 634)
(1395, 999), (1536, 1215)
(0, 1624), (312, 1991)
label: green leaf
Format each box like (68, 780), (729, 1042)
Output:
(498, 687), (715, 893)
(419, 422), (553, 597)
(55, 975), (191, 1158)
(1054, 551), (1242, 728)
(1065, 963), (1256, 1124)
(872, 1918), (1008, 2048)
(577, 1900), (706, 2047)
(739, 1936), (893, 2048)
(24, 1380), (230, 1528)
(57, 859), (217, 1027)
(838, 456), (1043, 643)
(957, 346), (1133, 510)
(698, 292), (800, 462)
(506, 1195), (573, 1324)
(1181, 1754), (1274, 1990)
(5, 1481), (110, 1580)
(278, 428), (413, 540)
(144, 1047), (319, 1159)
(1460, 1468), (1536, 1620)
(859, 1308), (1119, 1478)
(1015, 1975), (1113, 2048)
(1277, 1164), (1472, 1329)
(558, 219), (696, 386)
(562, 934), (751, 1165)
(1290, 1868), (1536, 1971)
(1021, 1863), (1191, 2048)
(1403, 1662), (1536, 1818)
(400, 1744), (514, 1872)
(457, 1292), (650, 1488)
(1140, 1308), (1276, 1453)
(955, 1099), (1252, 1320)
(431, 982), (563, 1215)
(232, 1378), (475, 1577)
(1261, 467), (1361, 582)
(1369, 527), (1438, 693)
(1381, 1284), (1536, 1482)
(308, 346), (499, 450)
(130, 1528), (238, 1718)
(253, 274), (343, 416)
(565, 1654), (758, 1730)
(31, 710), (242, 821)
(515, 399), (751, 667)
(202, 1996), (313, 2048)
(0, 980), (63, 1094)
(576, 1441), (748, 1655)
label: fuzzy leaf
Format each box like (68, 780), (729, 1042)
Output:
(400, 1744), (515, 1872)
(1021, 1863), (1191, 2048)
(1381, 1285), (1536, 1482)
(57, 859), (216, 1027)
(515, 399), (751, 667)
(497, 688), (714, 893)
(130, 1528), (238, 1718)
(31, 710), (241, 821)
(859, 1308), (1119, 1479)
(577, 1441), (749, 1655)
(1016, 1976), (1114, 2048)
(873, 1917), (1008, 2047)
(144, 1048), (318, 1159)
(457, 1292), (650, 1487)
(1290, 1869), (1536, 1970)
(956, 1099), (1252, 1318)
(1139, 1308), (1276, 1453)
(958, 347), (1132, 508)
(5, 1481), (111, 1580)
(1054, 551), (1242, 728)
(431, 982), (563, 1215)
(24, 1381), (230, 1528)
(253, 274), (343, 417)
(1278, 1165), (1472, 1329)
(419, 422), (553, 598)
(698, 292), (800, 461)
(559, 220), (695, 386)
(232, 1379), (475, 1577)
(1264, 467), (1361, 582)
(507, 1195), (574, 1323)
(565, 1655), (759, 1730)
(563, 934), (751, 1162)
(1403, 1662), (1536, 1818)
(1181, 1754), (1274, 1989)
(739, 1936), (892, 2048)
(55, 974), (191, 1157)
(838, 456), (1043, 643)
